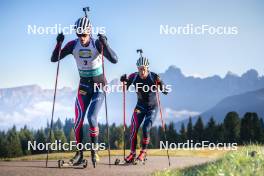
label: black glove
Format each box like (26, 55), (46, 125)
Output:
(120, 74), (127, 82)
(162, 89), (169, 95)
(56, 33), (64, 43)
(97, 33), (108, 46)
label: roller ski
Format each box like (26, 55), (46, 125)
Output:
(114, 152), (137, 165)
(91, 150), (100, 168)
(58, 151), (88, 168)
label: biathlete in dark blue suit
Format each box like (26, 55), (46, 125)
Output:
(51, 16), (118, 166)
(120, 56), (168, 163)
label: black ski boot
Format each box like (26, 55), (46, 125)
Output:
(91, 150), (99, 168)
(72, 150), (84, 166)
(69, 151), (80, 163)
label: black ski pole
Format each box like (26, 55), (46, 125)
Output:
(122, 81), (126, 160)
(100, 42), (111, 166)
(45, 42), (62, 168)
(155, 81), (171, 167)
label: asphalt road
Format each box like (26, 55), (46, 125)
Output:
(0, 156), (214, 176)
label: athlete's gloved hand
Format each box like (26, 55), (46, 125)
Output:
(56, 33), (64, 43)
(120, 74), (128, 82)
(97, 33), (108, 46)
(162, 89), (169, 95)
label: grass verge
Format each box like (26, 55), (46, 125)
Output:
(153, 145), (264, 176)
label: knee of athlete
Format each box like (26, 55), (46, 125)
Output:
(88, 116), (97, 126)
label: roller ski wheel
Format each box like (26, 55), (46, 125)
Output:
(114, 158), (121, 165)
(114, 158), (137, 165)
(115, 153), (136, 165)
(58, 159), (88, 168)
(58, 159), (64, 168)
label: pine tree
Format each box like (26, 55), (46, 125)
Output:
(64, 118), (74, 142)
(158, 126), (165, 143)
(69, 128), (75, 142)
(99, 123), (107, 144)
(205, 117), (217, 143)
(116, 125), (123, 149)
(54, 118), (63, 130)
(240, 112), (254, 144)
(215, 124), (225, 143)
(167, 122), (178, 143)
(193, 116), (204, 143)
(260, 118), (264, 143)
(150, 126), (159, 148)
(34, 129), (47, 154)
(0, 131), (8, 158)
(19, 125), (34, 155)
(54, 130), (67, 143)
(179, 123), (187, 142)
(109, 123), (122, 149)
(53, 129), (67, 152)
(186, 117), (193, 140)
(6, 126), (23, 157)
(251, 113), (262, 142)
(223, 112), (240, 143)
(240, 112), (262, 144)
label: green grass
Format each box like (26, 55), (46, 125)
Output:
(153, 145), (264, 176)
(2, 148), (226, 161)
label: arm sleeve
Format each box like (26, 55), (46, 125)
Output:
(95, 39), (118, 64)
(126, 73), (137, 90)
(51, 40), (75, 62)
(154, 73), (169, 95)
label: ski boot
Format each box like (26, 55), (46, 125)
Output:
(72, 150), (84, 166)
(69, 151), (80, 163)
(58, 150), (87, 169)
(91, 150), (100, 168)
(124, 152), (136, 165)
(136, 150), (147, 165)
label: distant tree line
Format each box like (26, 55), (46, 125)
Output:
(0, 111), (263, 158)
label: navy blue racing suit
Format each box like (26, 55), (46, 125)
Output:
(125, 72), (168, 153)
(51, 36), (118, 145)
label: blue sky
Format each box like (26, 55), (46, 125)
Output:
(0, 0), (264, 89)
